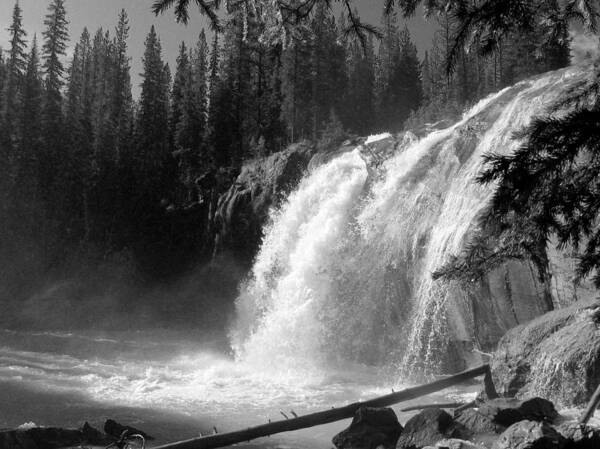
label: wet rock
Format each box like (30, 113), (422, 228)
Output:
(214, 141), (315, 260)
(333, 406), (403, 449)
(491, 299), (600, 407)
(81, 422), (111, 445)
(557, 422), (600, 449)
(104, 419), (154, 441)
(0, 427), (83, 449)
(423, 439), (485, 449)
(397, 409), (471, 449)
(457, 398), (557, 433)
(454, 408), (500, 434)
(492, 420), (565, 449)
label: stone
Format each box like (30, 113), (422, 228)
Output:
(0, 427), (83, 449)
(424, 439), (485, 449)
(455, 397), (559, 446)
(491, 299), (600, 407)
(396, 409), (471, 449)
(332, 406), (403, 449)
(213, 141), (315, 260)
(492, 420), (565, 449)
(557, 422), (600, 449)
(81, 422), (111, 445)
(104, 419), (154, 441)
(454, 408), (500, 434)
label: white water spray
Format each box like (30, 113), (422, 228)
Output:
(233, 67), (584, 380)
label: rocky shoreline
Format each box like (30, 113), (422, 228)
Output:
(334, 397), (600, 449)
(3, 301), (599, 449)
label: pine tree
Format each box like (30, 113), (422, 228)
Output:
(2, 0), (28, 131)
(111, 10), (133, 164)
(280, 28), (313, 141)
(137, 26), (171, 183)
(173, 35), (207, 203)
(0, 0), (28, 220)
(310, 4), (346, 140)
(344, 33), (376, 134)
(377, 24), (422, 130)
(40, 0), (69, 239)
(42, 0), (68, 133)
(18, 35), (43, 223)
(0, 50), (5, 108)
(171, 41), (190, 148)
(21, 35), (43, 161)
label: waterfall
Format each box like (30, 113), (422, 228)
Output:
(231, 67), (584, 379)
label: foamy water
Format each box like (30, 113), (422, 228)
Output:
(0, 328), (478, 449)
(0, 66), (590, 448)
(233, 67), (584, 379)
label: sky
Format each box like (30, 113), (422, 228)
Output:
(0, 0), (437, 98)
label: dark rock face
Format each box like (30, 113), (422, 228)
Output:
(0, 427), (84, 449)
(491, 299), (600, 407)
(423, 439), (485, 449)
(491, 420), (565, 449)
(213, 142), (315, 261)
(0, 420), (153, 449)
(333, 406), (403, 449)
(81, 422), (111, 445)
(558, 422), (600, 449)
(455, 398), (558, 435)
(397, 409), (471, 449)
(104, 419), (154, 440)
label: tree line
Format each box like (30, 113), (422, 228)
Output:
(0, 0), (571, 295)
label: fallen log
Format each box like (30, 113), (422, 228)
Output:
(580, 381), (600, 425)
(153, 364), (494, 449)
(453, 400), (477, 415)
(400, 402), (464, 412)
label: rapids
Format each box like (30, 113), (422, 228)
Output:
(0, 66), (592, 448)
(231, 66), (587, 377)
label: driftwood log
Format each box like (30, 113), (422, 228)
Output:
(580, 381), (600, 425)
(153, 364), (497, 449)
(400, 402), (465, 412)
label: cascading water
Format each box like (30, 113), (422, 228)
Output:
(1, 67), (594, 449)
(232, 67), (585, 380)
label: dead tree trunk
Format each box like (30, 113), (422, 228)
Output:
(580, 382), (600, 425)
(153, 364), (495, 449)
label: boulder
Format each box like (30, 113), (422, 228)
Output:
(492, 420), (565, 449)
(557, 422), (600, 449)
(491, 299), (600, 407)
(104, 419), (154, 441)
(81, 422), (111, 445)
(456, 398), (557, 434)
(423, 439), (485, 449)
(397, 409), (471, 449)
(213, 142), (315, 260)
(0, 427), (83, 449)
(332, 406), (403, 449)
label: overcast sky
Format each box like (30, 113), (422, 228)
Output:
(0, 0), (437, 98)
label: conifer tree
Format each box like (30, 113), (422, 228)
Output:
(111, 10), (133, 164)
(280, 28), (312, 141)
(177, 31), (208, 156)
(2, 0), (28, 132)
(21, 35), (43, 160)
(40, 0), (70, 260)
(310, 4), (346, 140)
(171, 41), (190, 148)
(0, 0), (28, 217)
(136, 25), (172, 195)
(42, 0), (68, 132)
(19, 35), (43, 215)
(344, 33), (376, 135)
(377, 23), (422, 130)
